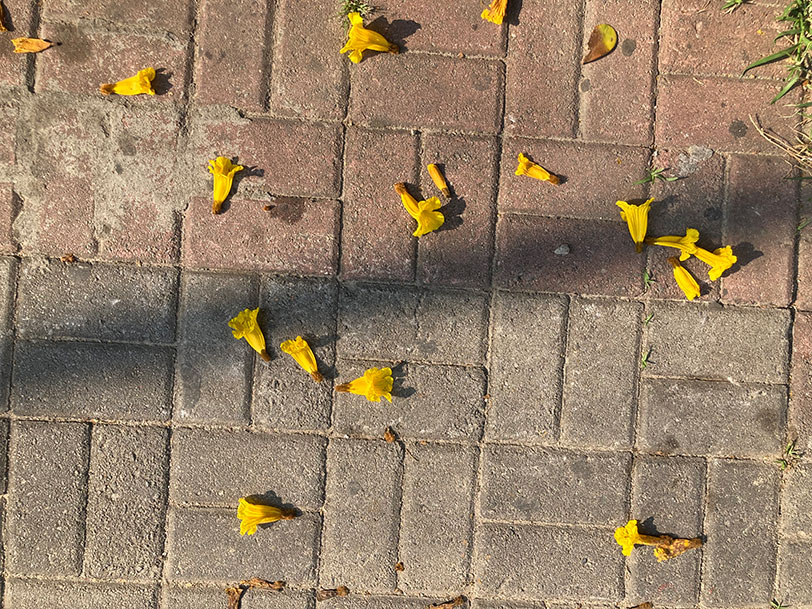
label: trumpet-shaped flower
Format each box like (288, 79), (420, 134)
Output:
(237, 497), (296, 536)
(614, 519), (670, 556)
(395, 182), (444, 237)
(616, 198), (654, 253)
(427, 163), (451, 198)
(11, 38), (53, 53)
(99, 67), (156, 96)
(340, 12), (398, 63)
(481, 0), (508, 24)
(668, 257), (701, 301)
(646, 228), (700, 261)
(280, 336), (323, 383)
(229, 308), (270, 361)
(336, 367), (394, 402)
(515, 153), (560, 185)
(694, 245), (737, 281)
(208, 156), (244, 214)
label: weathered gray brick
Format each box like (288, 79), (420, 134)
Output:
(328, 598), (436, 609)
(561, 297), (642, 449)
(162, 586), (224, 609)
(639, 379), (786, 457)
(333, 359), (486, 441)
(399, 443), (477, 593)
(482, 446), (630, 525)
(474, 602), (546, 609)
(176, 272), (257, 425)
(6, 421), (89, 576)
(487, 292), (567, 443)
(16, 259), (177, 342)
(320, 439), (401, 592)
(0, 257), (16, 414)
(338, 284), (488, 365)
(242, 590), (315, 609)
(782, 463), (812, 538)
(644, 303), (791, 383)
(164, 586), (313, 609)
(777, 541), (812, 605)
(703, 459), (779, 606)
(12, 340), (173, 421)
(84, 425), (169, 580)
(170, 428), (325, 509)
(4, 579), (158, 609)
(0, 419), (7, 494)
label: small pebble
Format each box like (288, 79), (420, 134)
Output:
(554, 244), (570, 255)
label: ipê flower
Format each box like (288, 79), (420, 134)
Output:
(228, 308), (270, 362)
(11, 38), (53, 53)
(646, 228), (700, 261)
(427, 163), (451, 198)
(614, 519), (703, 562)
(99, 67), (156, 96)
(280, 336), (323, 383)
(208, 156), (244, 214)
(668, 257), (701, 301)
(515, 153), (560, 185)
(336, 367), (394, 403)
(237, 497), (296, 536)
(340, 12), (399, 64)
(481, 0), (508, 24)
(395, 182), (444, 237)
(694, 245), (737, 281)
(616, 197), (654, 253)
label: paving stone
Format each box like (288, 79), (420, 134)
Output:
(790, 313), (812, 454)
(0, 419), (7, 494)
(5, 421), (89, 576)
(166, 507), (320, 583)
(474, 602), (546, 609)
(170, 428), (326, 509)
(341, 127), (418, 282)
(0, 0), (33, 88)
(333, 359), (486, 441)
(399, 443), (477, 593)
(487, 292), (567, 443)
(418, 133), (498, 288)
(320, 439), (401, 593)
(162, 586), (227, 609)
(476, 524), (624, 600)
(348, 54), (503, 133)
(0, 183), (15, 253)
(777, 541), (812, 605)
(0, 104), (15, 165)
(43, 0), (192, 34)
(798, 196), (812, 311)
(194, 0), (270, 111)
(84, 425), (169, 580)
(644, 302), (790, 383)
(16, 259), (177, 343)
(781, 463), (812, 538)
(639, 379), (786, 457)
(242, 590), (315, 609)
(12, 340), (173, 421)
(338, 284), (488, 365)
(4, 579), (158, 609)
(0, 257), (13, 413)
(252, 277), (337, 431)
(579, 0), (658, 145)
(183, 197), (340, 274)
(498, 138), (649, 219)
(703, 459), (779, 607)
(328, 598), (436, 609)
(561, 297), (642, 449)
(494, 214), (645, 295)
(482, 446), (630, 525)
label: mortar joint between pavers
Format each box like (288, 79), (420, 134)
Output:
(259, 0), (277, 113)
(77, 422), (94, 578)
(572, 0), (589, 141)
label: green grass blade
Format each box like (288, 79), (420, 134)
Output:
(772, 74), (801, 103)
(743, 46), (798, 75)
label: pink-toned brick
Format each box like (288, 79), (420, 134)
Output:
(579, 0), (658, 145)
(722, 154), (796, 306)
(418, 133), (498, 288)
(0, 105), (15, 164)
(183, 197), (339, 275)
(798, 196), (812, 311)
(791, 313), (812, 453)
(498, 137), (649, 220)
(0, 0), (32, 88)
(43, 0), (192, 35)
(341, 127), (418, 281)
(494, 214), (644, 295)
(0, 183), (16, 253)
(194, 0), (269, 111)
(348, 54), (503, 133)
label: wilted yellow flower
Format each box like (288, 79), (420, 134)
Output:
(616, 198), (653, 253)
(336, 367), (394, 402)
(668, 257), (701, 301)
(228, 308), (270, 361)
(395, 182), (444, 237)
(99, 67), (156, 96)
(614, 519), (667, 556)
(427, 163), (451, 198)
(481, 0), (508, 24)
(11, 38), (53, 53)
(237, 497), (296, 536)
(208, 156), (244, 214)
(646, 228), (700, 261)
(694, 245), (737, 281)
(515, 153), (560, 185)
(280, 336), (323, 383)
(340, 12), (398, 63)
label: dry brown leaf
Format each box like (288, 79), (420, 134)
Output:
(384, 427), (397, 443)
(316, 586), (350, 601)
(11, 37), (53, 53)
(395, 561), (405, 572)
(629, 603), (653, 609)
(226, 586), (244, 609)
(239, 578), (285, 590)
(583, 24), (617, 64)
(653, 537), (703, 562)
(60, 253), (77, 263)
(0, 2), (7, 31)
(429, 596), (466, 609)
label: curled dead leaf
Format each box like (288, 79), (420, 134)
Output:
(429, 596), (466, 609)
(60, 253), (77, 263)
(226, 587), (244, 609)
(11, 37), (53, 53)
(0, 2), (7, 31)
(239, 578), (285, 590)
(316, 586), (350, 601)
(395, 561), (405, 572)
(653, 536), (703, 562)
(629, 603), (653, 609)
(384, 427), (397, 443)
(583, 24), (617, 64)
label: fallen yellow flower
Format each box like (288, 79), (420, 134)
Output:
(237, 497), (296, 536)
(668, 257), (701, 301)
(395, 182), (444, 237)
(208, 156), (244, 214)
(481, 0), (508, 24)
(646, 228), (700, 261)
(280, 336), (323, 383)
(515, 153), (560, 185)
(614, 519), (702, 562)
(336, 367), (393, 402)
(340, 12), (398, 64)
(694, 245), (737, 281)
(99, 67), (156, 96)
(229, 308), (270, 362)
(616, 198), (653, 253)
(427, 163), (451, 198)
(11, 38), (53, 53)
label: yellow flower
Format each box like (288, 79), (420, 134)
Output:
(481, 0), (508, 24)
(668, 257), (701, 301)
(336, 367), (394, 403)
(395, 182), (444, 237)
(237, 497), (295, 536)
(614, 519), (667, 556)
(340, 12), (399, 64)
(208, 156), (244, 214)
(228, 308), (270, 361)
(427, 163), (451, 198)
(99, 67), (156, 96)
(616, 197), (653, 253)
(280, 336), (323, 383)
(515, 153), (560, 185)
(11, 38), (53, 53)
(694, 245), (737, 281)
(646, 228), (700, 261)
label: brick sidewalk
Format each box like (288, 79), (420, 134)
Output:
(1, 0), (811, 608)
